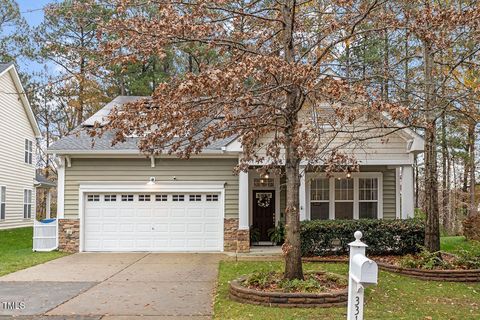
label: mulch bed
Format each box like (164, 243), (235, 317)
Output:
(302, 255), (480, 282)
(229, 272), (349, 308)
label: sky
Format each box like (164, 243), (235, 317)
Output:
(17, 0), (52, 27)
(16, 0), (57, 75)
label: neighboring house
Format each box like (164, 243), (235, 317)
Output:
(0, 63), (42, 230)
(48, 95), (424, 253)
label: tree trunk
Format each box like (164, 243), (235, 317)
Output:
(423, 41), (440, 252)
(284, 128), (303, 280)
(280, 0), (303, 280)
(468, 122), (476, 217)
(441, 112), (450, 233)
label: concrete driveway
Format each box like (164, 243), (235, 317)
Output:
(0, 253), (225, 319)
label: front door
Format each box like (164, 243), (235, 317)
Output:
(252, 190), (275, 242)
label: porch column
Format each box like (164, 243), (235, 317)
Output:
(238, 170), (249, 229)
(56, 157), (65, 219)
(299, 166), (307, 221)
(46, 189), (51, 219)
(401, 165), (414, 219)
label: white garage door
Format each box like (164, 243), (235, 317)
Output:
(83, 192), (223, 252)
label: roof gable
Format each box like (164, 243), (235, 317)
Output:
(0, 63), (41, 138)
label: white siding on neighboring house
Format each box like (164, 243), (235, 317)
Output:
(0, 68), (37, 229)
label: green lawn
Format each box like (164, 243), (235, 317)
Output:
(0, 227), (69, 277)
(215, 260), (480, 319)
(441, 236), (480, 254)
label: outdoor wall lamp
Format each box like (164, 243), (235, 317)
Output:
(147, 177), (156, 185)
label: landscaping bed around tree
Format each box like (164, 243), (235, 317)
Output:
(215, 261), (480, 319)
(229, 271), (348, 307)
(303, 242), (480, 282)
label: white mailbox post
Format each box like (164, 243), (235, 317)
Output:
(347, 231), (378, 320)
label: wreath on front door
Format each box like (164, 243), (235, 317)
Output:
(256, 192), (272, 208)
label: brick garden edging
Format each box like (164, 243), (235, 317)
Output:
(302, 257), (480, 282)
(376, 263), (480, 282)
(229, 276), (348, 308)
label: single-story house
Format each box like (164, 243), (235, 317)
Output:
(48, 96), (424, 253)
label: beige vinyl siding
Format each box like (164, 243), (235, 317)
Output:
(359, 166), (396, 219)
(0, 70), (36, 229)
(382, 168), (396, 219)
(63, 158), (239, 219)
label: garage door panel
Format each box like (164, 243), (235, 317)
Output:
(103, 224), (117, 232)
(170, 224), (186, 232)
(170, 208), (186, 217)
(84, 192), (223, 252)
(188, 209), (203, 217)
(187, 224), (203, 232)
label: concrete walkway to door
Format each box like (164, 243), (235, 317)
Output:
(0, 253), (226, 319)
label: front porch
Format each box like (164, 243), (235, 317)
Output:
(235, 165), (415, 252)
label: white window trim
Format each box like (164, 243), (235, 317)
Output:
(24, 139), (33, 165)
(248, 170), (281, 227)
(0, 185), (6, 221)
(306, 172), (383, 220)
(23, 189), (33, 219)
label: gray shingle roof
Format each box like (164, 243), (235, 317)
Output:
(48, 96), (237, 153)
(34, 173), (56, 188)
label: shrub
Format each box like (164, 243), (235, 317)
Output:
(454, 249), (480, 269)
(244, 271), (277, 289)
(301, 219), (425, 256)
(400, 249), (452, 270)
(268, 222), (285, 245)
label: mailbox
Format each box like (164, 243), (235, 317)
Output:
(347, 231), (379, 320)
(350, 254), (378, 285)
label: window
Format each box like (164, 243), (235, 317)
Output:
(24, 139), (33, 164)
(206, 194), (219, 202)
(189, 194), (202, 201)
(104, 195), (117, 202)
(0, 186), (5, 220)
(172, 195), (185, 202)
(359, 178), (378, 219)
(155, 194), (168, 202)
(122, 194), (134, 202)
(309, 174), (381, 220)
(253, 178), (274, 187)
(139, 194), (151, 201)
(335, 178), (354, 219)
(310, 178), (329, 220)
(87, 194), (100, 202)
(23, 189), (32, 219)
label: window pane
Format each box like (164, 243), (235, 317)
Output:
(359, 178), (378, 201)
(335, 178), (353, 200)
(1, 186), (5, 202)
(359, 202), (377, 219)
(335, 202), (353, 219)
(1, 203), (5, 219)
(311, 178), (329, 201)
(311, 202), (329, 220)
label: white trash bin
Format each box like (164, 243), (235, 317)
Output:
(33, 218), (58, 252)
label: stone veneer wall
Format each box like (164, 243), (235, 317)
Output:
(58, 219), (80, 253)
(224, 218), (250, 253)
